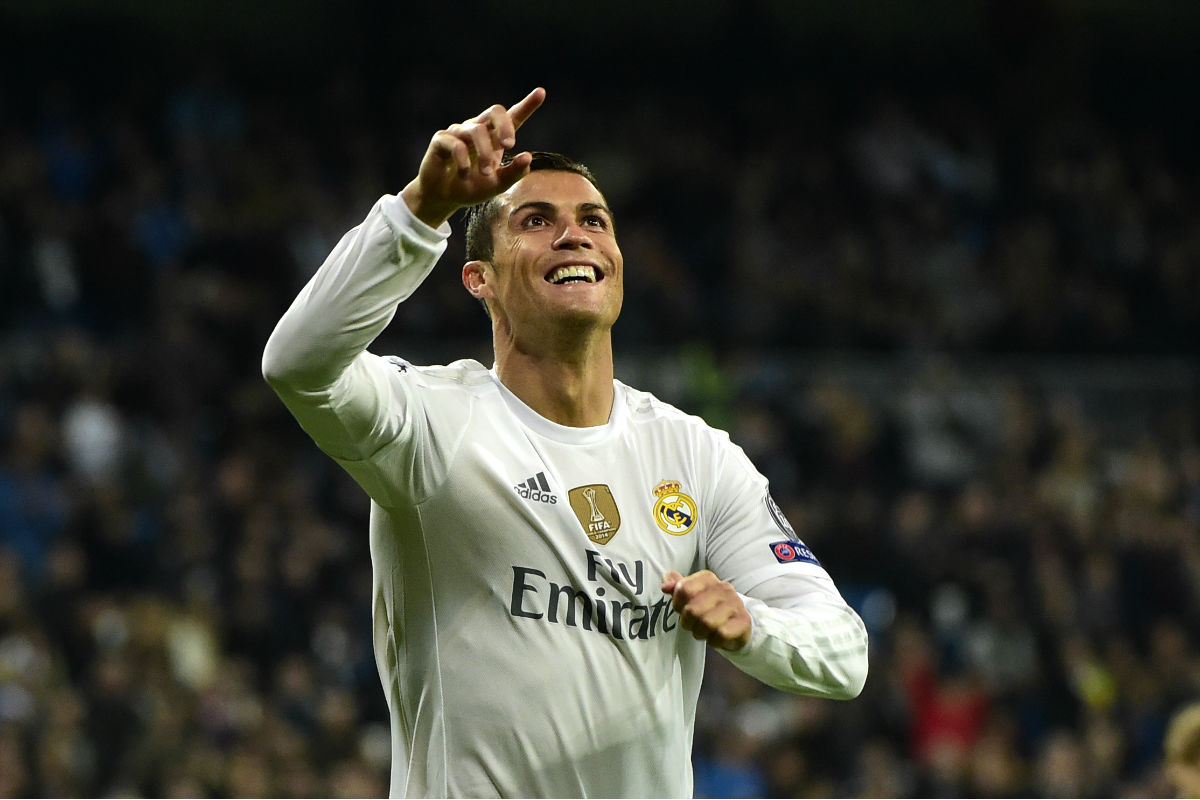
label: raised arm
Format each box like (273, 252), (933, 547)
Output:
(261, 90), (545, 467)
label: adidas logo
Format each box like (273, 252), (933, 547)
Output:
(514, 471), (557, 504)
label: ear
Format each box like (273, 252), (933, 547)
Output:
(462, 260), (494, 300)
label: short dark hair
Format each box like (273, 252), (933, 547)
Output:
(463, 151), (601, 263)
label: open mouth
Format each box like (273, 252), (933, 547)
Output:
(546, 265), (601, 285)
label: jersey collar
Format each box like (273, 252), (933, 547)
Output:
(488, 367), (626, 445)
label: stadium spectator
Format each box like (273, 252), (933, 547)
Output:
(1165, 702), (1200, 797)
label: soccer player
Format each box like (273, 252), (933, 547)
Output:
(262, 88), (868, 798)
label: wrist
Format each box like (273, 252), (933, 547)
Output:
(400, 181), (457, 230)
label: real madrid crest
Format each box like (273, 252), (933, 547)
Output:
(652, 479), (698, 536)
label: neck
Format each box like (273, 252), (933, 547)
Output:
(494, 332), (615, 428)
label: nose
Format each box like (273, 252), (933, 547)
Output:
(553, 220), (593, 250)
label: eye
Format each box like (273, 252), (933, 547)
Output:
(583, 214), (609, 229)
(523, 214), (549, 227)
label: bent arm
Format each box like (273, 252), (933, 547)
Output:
(721, 572), (869, 699)
(698, 442), (869, 699)
(262, 90), (546, 500)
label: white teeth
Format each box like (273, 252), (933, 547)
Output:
(547, 265), (597, 284)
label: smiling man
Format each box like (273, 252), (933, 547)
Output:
(460, 155), (624, 428)
(262, 89), (868, 798)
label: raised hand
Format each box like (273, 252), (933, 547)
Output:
(661, 569), (752, 651)
(401, 88), (546, 229)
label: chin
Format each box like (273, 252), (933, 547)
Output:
(553, 304), (619, 332)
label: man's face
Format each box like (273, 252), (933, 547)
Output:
(475, 170), (623, 337)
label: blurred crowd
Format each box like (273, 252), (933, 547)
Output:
(2, 19), (1199, 799)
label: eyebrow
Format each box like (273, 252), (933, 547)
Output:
(509, 200), (614, 220)
(579, 202), (613, 219)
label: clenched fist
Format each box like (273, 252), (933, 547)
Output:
(661, 569), (752, 651)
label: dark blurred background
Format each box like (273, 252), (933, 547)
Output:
(1, 0), (1198, 796)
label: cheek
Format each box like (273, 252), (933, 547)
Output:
(608, 250), (624, 289)
(605, 242), (623, 270)
(500, 241), (538, 274)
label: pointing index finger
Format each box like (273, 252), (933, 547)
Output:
(509, 87), (546, 132)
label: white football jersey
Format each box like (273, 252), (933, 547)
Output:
(264, 194), (868, 798)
